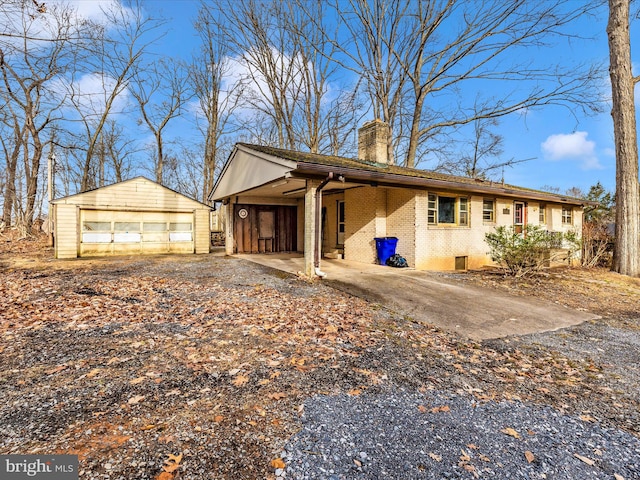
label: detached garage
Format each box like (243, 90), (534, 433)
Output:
(52, 177), (212, 259)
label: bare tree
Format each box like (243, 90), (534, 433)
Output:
(207, 0), (357, 157)
(67, 0), (164, 192)
(437, 116), (532, 180)
(607, 0), (639, 276)
(130, 57), (192, 184)
(191, 3), (245, 202)
(313, 0), (602, 168)
(0, 0), (89, 231)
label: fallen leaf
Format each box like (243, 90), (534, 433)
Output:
(127, 395), (145, 405)
(271, 458), (285, 469)
(467, 444), (479, 450)
(431, 405), (450, 413)
(614, 474), (625, 480)
(525, 451), (535, 463)
(85, 368), (102, 379)
(45, 365), (68, 375)
(129, 377), (146, 385)
(213, 415), (224, 423)
(353, 459), (362, 467)
(500, 427), (520, 439)
(140, 424), (156, 431)
(574, 453), (595, 466)
(232, 375), (249, 386)
(348, 388), (362, 396)
(162, 453), (183, 473)
(258, 379), (270, 385)
(580, 414), (595, 423)
(268, 392), (286, 400)
(155, 473), (173, 480)
(428, 452), (442, 462)
(417, 405), (428, 413)
(459, 449), (471, 462)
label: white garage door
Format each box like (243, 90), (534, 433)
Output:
(79, 210), (194, 256)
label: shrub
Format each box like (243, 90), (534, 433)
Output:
(485, 224), (566, 277)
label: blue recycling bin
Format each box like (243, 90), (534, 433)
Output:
(374, 237), (398, 265)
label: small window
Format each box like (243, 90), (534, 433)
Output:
(458, 197), (468, 226)
(170, 222), (192, 231)
(539, 205), (546, 224)
(428, 194), (437, 224)
(83, 221), (111, 231)
(482, 199), (495, 223)
(562, 206), (573, 225)
(337, 200), (345, 245)
(455, 256), (468, 271)
(115, 222), (140, 232)
(144, 222), (167, 232)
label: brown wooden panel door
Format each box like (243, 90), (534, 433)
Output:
(234, 205), (297, 254)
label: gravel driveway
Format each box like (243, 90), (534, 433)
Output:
(0, 245), (638, 479)
(284, 390), (640, 479)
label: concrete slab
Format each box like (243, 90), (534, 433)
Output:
(234, 254), (598, 340)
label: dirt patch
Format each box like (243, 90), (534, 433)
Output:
(0, 236), (638, 479)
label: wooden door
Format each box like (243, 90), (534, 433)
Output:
(234, 204), (297, 254)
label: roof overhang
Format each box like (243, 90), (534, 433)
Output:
(210, 144), (592, 207)
(293, 162), (591, 206)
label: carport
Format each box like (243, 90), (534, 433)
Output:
(236, 253), (597, 340)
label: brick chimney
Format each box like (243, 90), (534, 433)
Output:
(358, 119), (392, 165)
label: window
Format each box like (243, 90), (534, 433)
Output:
(539, 205), (546, 224)
(562, 206), (573, 225)
(458, 197), (469, 226)
(438, 196), (456, 223)
(114, 221), (140, 243)
(482, 199), (495, 223)
(337, 200), (345, 245)
(169, 222), (193, 242)
(427, 193), (469, 226)
(428, 194), (437, 224)
(143, 222), (167, 232)
(82, 222), (111, 243)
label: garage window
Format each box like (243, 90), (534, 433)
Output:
(82, 221), (112, 243)
(114, 221), (141, 243)
(143, 222), (167, 232)
(169, 222), (192, 242)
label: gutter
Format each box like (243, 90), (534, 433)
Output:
(294, 162), (591, 206)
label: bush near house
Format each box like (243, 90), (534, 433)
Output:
(485, 224), (579, 277)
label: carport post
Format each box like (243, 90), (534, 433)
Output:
(304, 179), (320, 277)
(224, 201), (234, 256)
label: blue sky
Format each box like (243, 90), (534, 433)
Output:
(67, 0), (637, 196)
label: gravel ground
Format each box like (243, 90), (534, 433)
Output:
(0, 236), (639, 479)
(284, 390), (640, 479)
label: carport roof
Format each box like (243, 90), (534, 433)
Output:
(212, 143), (592, 206)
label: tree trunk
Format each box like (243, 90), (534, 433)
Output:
(607, 0), (640, 276)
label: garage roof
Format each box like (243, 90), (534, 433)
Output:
(53, 177), (212, 211)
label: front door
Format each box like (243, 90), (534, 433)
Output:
(514, 202), (525, 234)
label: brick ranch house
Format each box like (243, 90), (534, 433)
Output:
(209, 120), (588, 277)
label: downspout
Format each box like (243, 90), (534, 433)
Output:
(314, 172), (344, 278)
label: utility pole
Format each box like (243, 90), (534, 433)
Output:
(47, 151), (56, 247)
